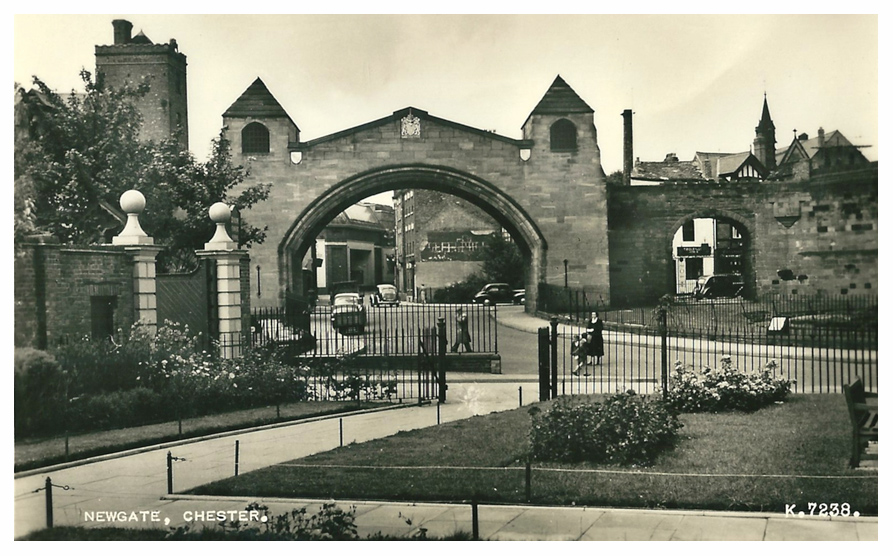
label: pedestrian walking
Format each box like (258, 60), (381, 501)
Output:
(451, 307), (473, 352)
(586, 312), (604, 365)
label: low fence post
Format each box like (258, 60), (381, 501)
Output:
(471, 500), (479, 541)
(45, 477), (53, 529)
(538, 327), (550, 401)
(166, 451), (173, 495)
(234, 440), (240, 477)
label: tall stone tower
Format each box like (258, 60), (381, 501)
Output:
(753, 94), (776, 171)
(95, 19), (189, 149)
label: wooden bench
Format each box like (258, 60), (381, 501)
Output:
(843, 378), (878, 468)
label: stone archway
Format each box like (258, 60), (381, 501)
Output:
(666, 209), (756, 298)
(278, 163), (548, 305)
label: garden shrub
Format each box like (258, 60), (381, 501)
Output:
(529, 391), (681, 466)
(167, 502), (359, 540)
(665, 356), (792, 413)
(66, 387), (172, 432)
(14, 348), (66, 436)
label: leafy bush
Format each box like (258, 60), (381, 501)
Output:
(66, 387), (172, 432)
(665, 356), (792, 413)
(168, 502), (359, 540)
(14, 348), (66, 436)
(529, 391), (681, 466)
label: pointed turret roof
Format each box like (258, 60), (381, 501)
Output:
(756, 93), (775, 132)
(223, 78), (297, 128)
(529, 75), (593, 116)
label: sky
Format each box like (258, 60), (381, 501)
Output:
(13, 13), (879, 182)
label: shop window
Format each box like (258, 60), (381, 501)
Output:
(550, 119), (577, 151)
(242, 122), (270, 154)
(685, 258), (703, 280)
(682, 220), (695, 242)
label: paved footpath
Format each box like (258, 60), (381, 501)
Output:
(13, 371), (878, 540)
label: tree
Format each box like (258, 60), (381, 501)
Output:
(15, 70), (149, 244)
(606, 170), (624, 187)
(15, 70), (271, 270)
(140, 132), (271, 272)
(475, 233), (526, 288)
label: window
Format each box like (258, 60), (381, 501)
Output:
(91, 296), (117, 341)
(550, 119), (577, 151)
(241, 122), (270, 154)
(685, 258), (703, 280)
(682, 220), (695, 242)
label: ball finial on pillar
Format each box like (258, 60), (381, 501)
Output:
(205, 202), (238, 250)
(113, 189), (154, 245)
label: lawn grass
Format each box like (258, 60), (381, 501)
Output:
(192, 394), (878, 515)
(14, 400), (386, 473)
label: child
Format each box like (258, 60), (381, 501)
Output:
(572, 333), (590, 377)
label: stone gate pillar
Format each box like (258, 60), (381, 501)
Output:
(197, 202), (248, 358)
(112, 190), (163, 334)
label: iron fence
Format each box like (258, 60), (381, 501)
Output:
(252, 302), (498, 357)
(537, 283), (877, 348)
(542, 318), (876, 396)
(246, 302), (495, 403)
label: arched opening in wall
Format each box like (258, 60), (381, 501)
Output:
(550, 118), (577, 151)
(669, 215), (753, 299)
(278, 165), (546, 307)
(241, 122), (270, 154)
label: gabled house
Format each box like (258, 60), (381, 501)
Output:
(694, 151), (768, 182)
(772, 128), (871, 181)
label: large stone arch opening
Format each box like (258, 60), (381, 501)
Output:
(278, 163), (548, 306)
(666, 209), (756, 299)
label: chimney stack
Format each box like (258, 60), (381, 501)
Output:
(622, 109), (633, 186)
(112, 19), (133, 45)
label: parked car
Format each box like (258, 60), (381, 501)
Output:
(371, 284), (400, 307)
(513, 290), (526, 305)
(472, 283), (516, 305)
(331, 293), (366, 334)
(693, 274), (744, 300)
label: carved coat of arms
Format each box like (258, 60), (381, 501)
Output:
(401, 114), (421, 138)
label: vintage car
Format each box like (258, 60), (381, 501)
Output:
(472, 283), (516, 305)
(370, 284), (400, 307)
(330, 293), (366, 334)
(513, 289), (526, 305)
(693, 274), (744, 300)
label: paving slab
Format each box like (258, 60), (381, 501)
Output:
(489, 506), (604, 541)
(763, 517), (860, 541)
(669, 514), (768, 541)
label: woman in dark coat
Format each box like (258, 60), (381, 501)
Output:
(586, 312), (604, 365)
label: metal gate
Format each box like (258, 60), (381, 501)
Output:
(156, 260), (215, 351)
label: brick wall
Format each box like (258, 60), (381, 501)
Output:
(15, 238), (135, 348)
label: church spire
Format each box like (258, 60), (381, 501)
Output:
(753, 93), (776, 170)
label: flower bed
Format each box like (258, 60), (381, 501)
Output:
(665, 356), (792, 413)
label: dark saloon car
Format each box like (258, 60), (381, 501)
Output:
(473, 283), (517, 305)
(371, 284), (400, 307)
(331, 293), (366, 334)
(693, 274), (744, 300)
